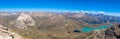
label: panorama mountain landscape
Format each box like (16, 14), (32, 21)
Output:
(0, 12), (120, 39)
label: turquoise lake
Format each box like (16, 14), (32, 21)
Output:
(81, 26), (110, 32)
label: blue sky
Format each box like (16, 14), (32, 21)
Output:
(0, 0), (120, 13)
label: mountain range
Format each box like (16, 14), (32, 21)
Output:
(0, 12), (120, 39)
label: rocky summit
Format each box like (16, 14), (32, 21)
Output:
(0, 12), (120, 39)
(10, 13), (35, 29)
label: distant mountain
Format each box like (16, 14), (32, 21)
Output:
(62, 12), (120, 24)
(9, 13), (36, 29)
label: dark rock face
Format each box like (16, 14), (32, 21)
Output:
(105, 24), (120, 39)
(86, 24), (120, 39)
(105, 29), (117, 39)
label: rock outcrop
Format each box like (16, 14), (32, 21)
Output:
(105, 24), (120, 39)
(86, 24), (120, 39)
(0, 24), (23, 39)
(10, 13), (35, 29)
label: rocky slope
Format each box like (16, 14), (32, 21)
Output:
(105, 24), (120, 39)
(0, 24), (23, 39)
(83, 24), (120, 39)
